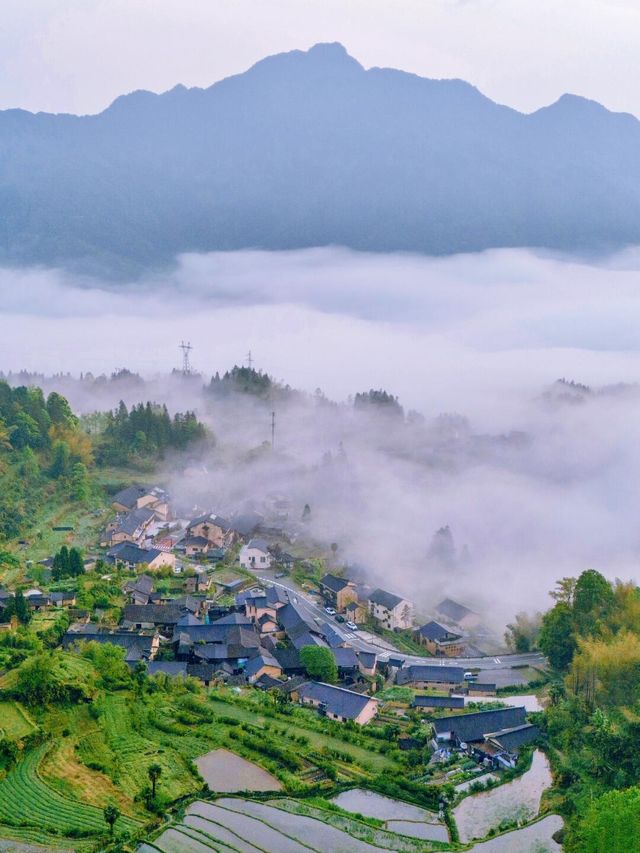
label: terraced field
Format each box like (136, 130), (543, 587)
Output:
(0, 700), (36, 739)
(141, 798), (453, 853)
(0, 742), (141, 846)
(207, 697), (395, 772)
(100, 694), (201, 799)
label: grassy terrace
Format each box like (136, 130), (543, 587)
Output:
(0, 700), (37, 739)
(0, 672), (414, 850)
(207, 694), (397, 773)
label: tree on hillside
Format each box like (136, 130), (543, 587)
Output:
(52, 545), (84, 580)
(133, 661), (148, 697)
(538, 602), (576, 670)
(573, 569), (614, 635)
(14, 593), (27, 624)
(504, 611), (542, 653)
(299, 646), (337, 684)
(148, 763), (162, 798)
(103, 804), (120, 838)
(69, 462), (90, 501)
(69, 547), (85, 577)
(549, 576), (577, 606)
(572, 787), (640, 853)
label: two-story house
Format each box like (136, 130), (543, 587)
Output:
(368, 588), (413, 631)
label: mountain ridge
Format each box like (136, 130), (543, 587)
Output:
(1, 42), (639, 275)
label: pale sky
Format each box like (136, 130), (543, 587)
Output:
(0, 0), (638, 117)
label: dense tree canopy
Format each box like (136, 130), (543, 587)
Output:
(97, 401), (206, 464)
(299, 645), (338, 684)
(571, 787), (640, 853)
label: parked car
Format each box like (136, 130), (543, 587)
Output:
(464, 671), (477, 681)
(346, 621), (358, 631)
(335, 614), (346, 623)
(324, 606), (337, 616)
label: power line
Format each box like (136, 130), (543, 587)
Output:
(179, 341), (193, 375)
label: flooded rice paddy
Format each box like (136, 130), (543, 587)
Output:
(194, 748), (282, 792)
(454, 750), (553, 843)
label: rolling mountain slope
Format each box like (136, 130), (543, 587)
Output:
(1, 42), (639, 273)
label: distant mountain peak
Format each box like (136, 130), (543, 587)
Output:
(533, 92), (637, 125)
(243, 41), (363, 79)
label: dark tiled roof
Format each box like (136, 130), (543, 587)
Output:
(412, 695), (465, 709)
(107, 542), (162, 566)
(273, 647), (303, 672)
(292, 632), (328, 650)
(298, 681), (377, 720)
(125, 574), (154, 595)
(176, 613), (203, 627)
(266, 586), (289, 606)
(112, 485), (152, 509)
(183, 536), (210, 547)
(123, 604), (184, 625)
(173, 624), (233, 644)
(415, 620), (461, 641)
(369, 588), (405, 610)
(188, 512), (230, 530)
(246, 537), (269, 552)
(320, 574), (351, 593)
(319, 622), (345, 648)
(62, 629), (156, 655)
(50, 591), (76, 603)
(468, 682), (497, 692)
(244, 654), (281, 678)
(397, 665), (466, 685)
(254, 673), (286, 690)
(357, 651), (377, 669)
(209, 613), (252, 626)
(433, 707), (528, 743)
(334, 647), (358, 669)
(436, 598), (476, 623)
(487, 723), (540, 753)
(187, 664), (217, 682)
(114, 507), (155, 536)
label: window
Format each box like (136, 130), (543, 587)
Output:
(260, 556), (266, 563)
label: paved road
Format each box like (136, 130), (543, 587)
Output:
(255, 573), (546, 674)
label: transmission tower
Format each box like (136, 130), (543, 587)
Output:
(246, 350), (254, 369)
(179, 341), (193, 376)
(271, 410), (276, 449)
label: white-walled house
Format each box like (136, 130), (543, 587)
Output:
(368, 588), (413, 631)
(239, 538), (272, 569)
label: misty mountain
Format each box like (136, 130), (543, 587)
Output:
(2, 42), (640, 274)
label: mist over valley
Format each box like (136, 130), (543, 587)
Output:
(3, 246), (640, 626)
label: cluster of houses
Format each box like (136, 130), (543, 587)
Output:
(3, 481), (533, 759)
(318, 572), (480, 658)
(56, 572), (382, 724)
(429, 704), (539, 770)
(99, 485), (292, 578)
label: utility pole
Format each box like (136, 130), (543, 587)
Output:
(271, 410), (276, 449)
(179, 341), (193, 376)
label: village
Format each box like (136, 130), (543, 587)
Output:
(0, 477), (559, 851)
(2, 481), (545, 759)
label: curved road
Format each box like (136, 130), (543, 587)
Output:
(256, 573), (546, 676)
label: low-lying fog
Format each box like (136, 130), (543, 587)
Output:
(2, 246), (640, 624)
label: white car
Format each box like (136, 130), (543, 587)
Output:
(346, 621), (358, 631)
(324, 606), (337, 616)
